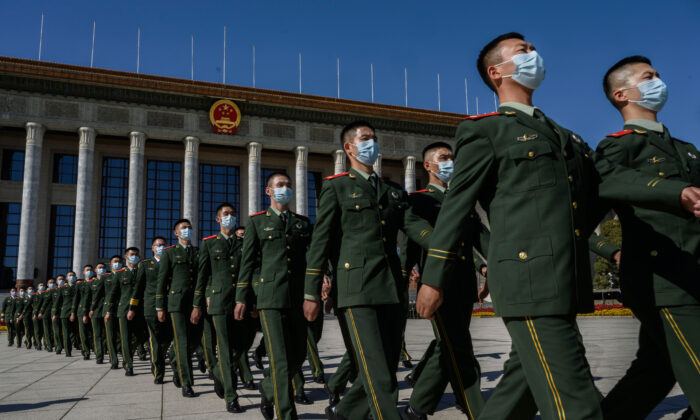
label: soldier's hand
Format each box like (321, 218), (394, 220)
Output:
(206, 297), (211, 313)
(127, 310), (135, 321)
(234, 303), (246, 321)
(612, 250), (622, 266)
(321, 276), (332, 301)
(324, 297), (334, 314)
(303, 299), (320, 322)
(416, 284), (443, 320)
(69, 314), (75, 322)
(88, 310), (94, 319)
(680, 187), (700, 219)
(104, 313), (110, 323)
(190, 307), (202, 324)
(481, 266), (488, 277)
(51, 316), (56, 322)
(18, 315), (23, 321)
(157, 310), (165, 323)
(250, 308), (259, 319)
(38, 314), (42, 319)
(32, 315), (36, 321)
(82, 316), (88, 324)
(478, 280), (490, 304)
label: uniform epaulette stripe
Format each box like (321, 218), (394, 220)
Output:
(164, 245), (176, 250)
(464, 112), (500, 120)
(607, 129), (634, 138)
(427, 253), (455, 261)
(129, 298), (139, 306)
(420, 229), (433, 238)
(202, 234), (217, 241)
(116, 268), (126, 272)
(250, 210), (266, 217)
(305, 268), (322, 271)
(324, 172), (348, 180)
(410, 189), (429, 195)
(428, 248), (456, 255)
(596, 241), (606, 249)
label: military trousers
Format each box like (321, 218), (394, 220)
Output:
(259, 308), (308, 420)
(479, 315), (602, 420)
(409, 339), (437, 382)
(199, 313), (216, 373)
(78, 316), (92, 356)
(15, 318), (24, 347)
(104, 316), (119, 367)
(23, 317), (34, 347)
(90, 316), (104, 360)
(211, 313), (247, 403)
(118, 314), (145, 369)
(60, 318), (76, 354)
(336, 304), (404, 420)
(32, 317), (42, 348)
(326, 307), (358, 395)
(52, 318), (63, 351)
(145, 315), (172, 381)
(306, 314), (324, 379)
(6, 320), (15, 345)
(41, 317), (53, 348)
(409, 301), (484, 417)
(602, 304), (700, 419)
(236, 316), (257, 383)
(169, 311), (202, 388)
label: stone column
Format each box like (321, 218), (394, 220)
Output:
(294, 146), (308, 216)
(126, 132), (146, 250)
(16, 122), (45, 288)
(182, 136), (200, 239)
(333, 150), (346, 175)
(403, 156), (416, 193)
(247, 142), (262, 215)
(373, 153), (383, 178)
(72, 127), (96, 274)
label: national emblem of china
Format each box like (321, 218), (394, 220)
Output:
(209, 99), (242, 134)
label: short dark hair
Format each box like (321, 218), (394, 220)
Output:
(83, 264), (93, 270)
(67, 271), (76, 276)
(340, 120), (375, 144)
(266, 172), (290, 187)
(109, 254), (121, 262)
(216, 202), (235, 215)
(422, 142), (452, 161)
(152, 236), (166, 244)
(477, 32), (525, 93)
(173, 218), (191, 231)
(235, 226), (245, 231)
(603, 55), (652, 107)
(125, 247), (140, 254)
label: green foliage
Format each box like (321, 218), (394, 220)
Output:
(593, 219), (622, 289)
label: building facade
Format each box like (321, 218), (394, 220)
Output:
(0, 57), (463, 289)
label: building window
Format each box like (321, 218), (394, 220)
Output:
(52, 154), (78, 184)
(47, 205), (75, 278)
(145, 160), (181, 258)
(1, 150), (24, 181)
(260, 168), (286, 210)
(307, 171), (323, 224)
(99, 157), (129, 261)
(0, 203), (21, 288)
(199, 164), (240, 237)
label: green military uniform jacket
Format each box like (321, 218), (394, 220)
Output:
(1, 295), (11, 321)
(402, 186), (490, 302)
(15, 295), (28, 319)
(107, 266), (140, 317)
(39, 289), (53, 319)
(58, 283), (78, 319)
(22, 293), (37, 319)
(304, 168), (434, 308)
(47, 287), (60, 318)
(597, 122), (700, 309)
(197, 233), (243, 315)
(237, 209), (312, 309)
(6, 297), (17, 321)
(421, 106), (690, 317)
(102, 270), (121, 316)
(90, 274), (109, 318)
(76, 280), (93, 317)
(588, 233), (621, 262)
(155, 244), (199, 313)
(131, 257), (160, 318)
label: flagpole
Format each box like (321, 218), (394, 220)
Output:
(336, 57), (340, 98)
(494, 92), (498, 111)
(298, 52), (302, 93)
(464, 78), (469, 114)
(222, 26), (226, 84)
(190, 35), (194, 80)
(136, 27), (140, 74)
(252, 45), (256, 88)
(370, 63), (374, 103)
(38, 13), (44, 60)
(404, 67), (408, 107)
(90, 20), (96, 68)
(437, 73), (441, 111)
(476, 96), (479, 115)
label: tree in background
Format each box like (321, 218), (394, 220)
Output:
(593, 219), (622, 289)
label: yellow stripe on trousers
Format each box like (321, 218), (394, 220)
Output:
(307, 339), (321, 376)
(118, 318), (128, 367)
(104, 318), (116, 362)
(91, 318), (99, 358)
(212, 317), (227, 398)
(260, 310), (282, 420)
(435, 312), (474, 419)
(525, 317), (566, 420)
(170, 316), (185, 386)
(347, 308), (383, 420)
(661, 308), (700, 374)
(147, 323), (157, 379)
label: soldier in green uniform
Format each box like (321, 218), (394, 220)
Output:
(416, 33), (700, 420)
(103, 257), (123, 369)
(38, 279), (55, 352)
(306, 310), (325, 383)
(21, 286), (38, 349)
(131, 237), (172, 384)
(49, 277), (64, 354)
(235, 172), (313, 420)
(401, 142), (490, 420)
(156, 218), (201, 398)
(1, 288), (17, 346)
(596, 55), (700, 418)
(303, 121), (434, 420)
(74, 266), (94, 360)
(106, 247), (145, 377)
(15, 288), (30, 348)
(29, 284), (44, 350)
(88, 263), (109, 364)
(193, 202), (246, 413)
(56, 272), (78, 357)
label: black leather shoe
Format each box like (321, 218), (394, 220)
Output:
(110, 364), (119, 370)
(325, 405), (348, 420)
(324, 384), (340, 406)
(226, 399), (243, 413)
(139, 354), (147, 361)
(36, 345), (42, 351)
(196, 354), (206, 373)
(171, 361), (181, 388)
(260, 386), (274, 420)
(244, 380), (257, 390)
(181, 385), (195, 397)
(314, 375), (326, 384)
(401, 405), (427, 420)
(295, 393), (313, 405)
(208, 371), (214, 380)
(47, 346), (53, 352)
(95, 357), (103, 364)
(402, 360), (413, 369)
(83, 354), (90, 360)
(213, 376), (224, 399)
(125, 368), (134, 376)
(404, 373), (416, 387)
(66, 351), (72, 357)
(154, 377), (164, 384)
(253, 351), (264, 370)
(56, 349), (62, 355)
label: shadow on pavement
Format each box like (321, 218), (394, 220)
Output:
(0, 397), (86, 413)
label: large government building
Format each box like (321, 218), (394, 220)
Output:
(0, 56), (464, 289)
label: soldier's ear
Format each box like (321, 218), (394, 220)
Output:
(612, 89), (628, 107)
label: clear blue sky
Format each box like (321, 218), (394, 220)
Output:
(1, 0), (698, 147)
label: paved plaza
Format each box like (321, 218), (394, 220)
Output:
(0, 316), (689, 419)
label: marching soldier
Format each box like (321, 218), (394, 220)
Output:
(235, 172), (314, 420)
(303, 121), (434, 420)
(402, 142), (490, 420)
(131, 237), (171, 383)
(103, 256), (123, 369)
(89, 263), (109, 365)
(21, 285), (38, 349)
(14, 288), (26, 348)
(49, 276), (64, 354)
(597, 55), (700, 417)
(39, 279), (55, 352)
(416, 32), (700, 420)
(57, 272), (78, 357)
(74, 266), (94, 360)
(1, 288), (17, 346)
(194, 202), (246, 413)
(31, 283), (46, 350)
(156, 218), (201, 398)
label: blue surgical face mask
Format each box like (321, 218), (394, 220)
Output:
(497, 51), (546, 90)
(48, 283), (56, 289)
(432, 160), (454, 183)
(221, 215), (236, 230)
(272, 187), (293, 205)
(97, 268), (106, 275)
(67, 276), (76, 283)
(27, 289), (34, 295)
(39, 285), (46, 291)
(627, 78), (668, 112)
(85, 270), (94, 278)
(112, 262), (122, 271)
(353, 139), (379, 166)
(154, 246), (164, 256)
(128, 255), (139, 265)
(10, 291), (16, 297)
(57, 279), (66, 286)
(19, 291), (25, 297)
(180, 228), (192, 241)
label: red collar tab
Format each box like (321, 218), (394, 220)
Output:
(607, 129), (634, 138)
(464, 112), (500, 120)
(324, 172), (349, 180)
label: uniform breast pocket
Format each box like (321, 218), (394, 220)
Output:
(343, 198), (374, 229)
(506, 141), (557, 192)
(493, 236), (557, 303)
(338, 253), (365, 295)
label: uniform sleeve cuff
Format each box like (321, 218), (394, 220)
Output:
(304, 294), (320, 302)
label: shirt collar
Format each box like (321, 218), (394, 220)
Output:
(350, 167), (372, 180)
(428, 183), (446, 193)
(500, 102), (538, 117)
(625, 118), (664, 133)
(220, 231), (231, 240)
(269, 207), (289, 217)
